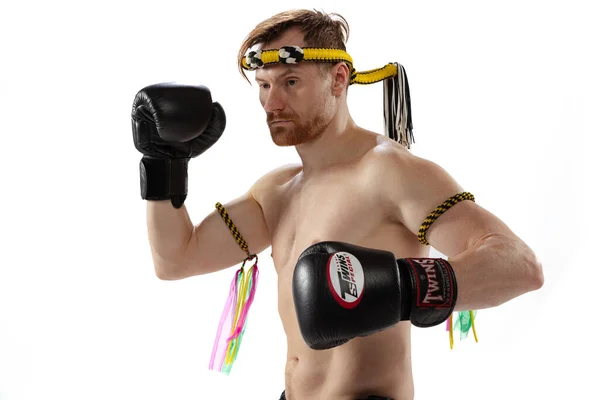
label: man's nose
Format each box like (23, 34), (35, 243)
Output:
(263, 87), (285, 113)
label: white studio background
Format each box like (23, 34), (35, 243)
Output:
(0, 0), (598, 399)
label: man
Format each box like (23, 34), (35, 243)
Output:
(131, 9), (544, 400)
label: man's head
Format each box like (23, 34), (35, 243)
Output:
(238, 10), (352, 147)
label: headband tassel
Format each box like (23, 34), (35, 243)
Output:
(384, 63), (414, 148)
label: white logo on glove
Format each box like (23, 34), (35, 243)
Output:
(327, 251), (365, 309)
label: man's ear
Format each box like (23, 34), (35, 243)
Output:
(331, 61), (350, 96)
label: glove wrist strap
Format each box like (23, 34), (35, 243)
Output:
(397, 258), (457, 327)
(139, 156), (189, 208)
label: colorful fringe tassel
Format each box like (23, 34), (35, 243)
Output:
(446, 310), (478, 349)
(209, 257), (259, 374)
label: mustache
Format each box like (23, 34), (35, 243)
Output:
(267, 112), (296, 124)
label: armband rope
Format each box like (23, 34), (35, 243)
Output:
(416, 192), (479, 349)
(209, 202), (259, 374)
(417, 192), (475, 246)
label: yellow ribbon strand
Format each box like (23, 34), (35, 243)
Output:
(449, 314), (454, 350)
(470, 310), (479, 343)
(224, 266), (251, 365)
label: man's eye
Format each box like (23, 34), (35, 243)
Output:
(261, 83), (270, 89)
(288, 79), (297, 86)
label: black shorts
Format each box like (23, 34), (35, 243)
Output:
(279, 391), (393, 400)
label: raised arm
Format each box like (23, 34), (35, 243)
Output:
(131, 82), (271, 279)
(148, 187), (270, 280)
(147, 163), (301, 279)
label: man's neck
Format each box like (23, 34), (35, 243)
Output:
(295, 111), (365, 177)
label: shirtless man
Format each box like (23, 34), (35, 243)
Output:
(131, 9), (544, 400)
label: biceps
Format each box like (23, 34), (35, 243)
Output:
(425, 201), (514, 257)
(182, 191), (271, 277)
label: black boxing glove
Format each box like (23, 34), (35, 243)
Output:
(292, 241), (457, 350)
(131, 82), (226, 208)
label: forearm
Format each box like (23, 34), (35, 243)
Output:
(146, 200), (194, 271)
(448, 234), (544, 311)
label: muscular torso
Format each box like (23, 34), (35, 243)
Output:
(256, 136), (430, 400)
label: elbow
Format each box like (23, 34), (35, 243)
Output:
(525, 250), (544, 292)
(531, 260), (545, 291)
(154, 257), (200, 281)
(152, 255), (184, 281)
(155, 266), (178, 281)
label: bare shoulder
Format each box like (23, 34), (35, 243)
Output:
(362, 136), (464, 227)
(361, 137), (516, 260)
(362, 135), (424, 176)
(250, 162), (303, 201)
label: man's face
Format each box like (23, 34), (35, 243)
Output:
(254, 28), (336, 147)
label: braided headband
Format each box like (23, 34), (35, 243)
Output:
(242, 46), (415, 149)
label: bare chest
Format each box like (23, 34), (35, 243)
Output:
(266, 168), (393, 274)
(259, 163), (420, 342)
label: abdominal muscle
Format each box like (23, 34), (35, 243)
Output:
(277, 269), (415, 400)
(273, 220), (421, 400)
